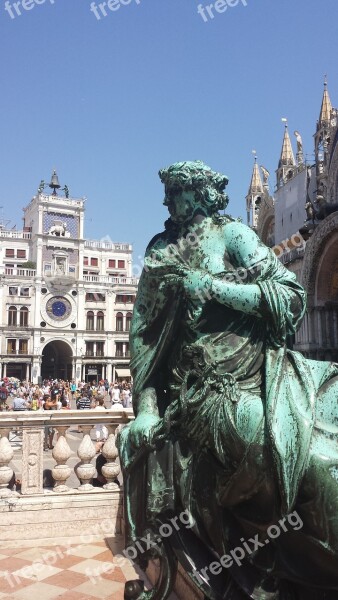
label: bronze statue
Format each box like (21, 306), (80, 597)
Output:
(119, 161), (338, 600)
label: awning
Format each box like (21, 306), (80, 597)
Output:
(115, 368), (131, 378)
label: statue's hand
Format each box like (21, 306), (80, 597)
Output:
(128, 412), (162, 449)
(181, 270), (213, 299)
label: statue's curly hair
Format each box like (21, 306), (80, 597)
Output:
(159, 160), (229, 213)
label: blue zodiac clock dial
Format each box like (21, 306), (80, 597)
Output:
(46, 296), (72, 321)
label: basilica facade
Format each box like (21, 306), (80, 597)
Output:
(0, 173), (137, 383)
(247, 82), (338, 361)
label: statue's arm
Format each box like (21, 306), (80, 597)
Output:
(210, 277), (262, 316)
(183, 221), (305, 328)
(183, 270), (263, 316)
(208, 221), (268, 316)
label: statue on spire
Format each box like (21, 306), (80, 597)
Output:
(260, 165), (270, 187)
(294, 130), (304, 165)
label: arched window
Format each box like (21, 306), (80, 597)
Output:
(86, 311), (94, 330)
(8, 306), (17, 326)
(20, 306), (29, 327)
(126, 312), (132, 332)
(97, 311), (104, 331)
(116, 312), (123, 332)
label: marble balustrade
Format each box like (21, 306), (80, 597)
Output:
(0, 410), (133, 497)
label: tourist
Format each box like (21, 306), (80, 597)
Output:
(76, 389), (91, 410)
(111, 384), (120, 404)
(94, 396), (108, 441)
(70, 379), (77, 400)
(12, 393), (28, 411)
(43, 393), (57, 450)
(0, 383), (9, 411)
(110, 397), (124, 412)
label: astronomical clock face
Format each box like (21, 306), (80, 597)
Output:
(46, 297), (72, 321)
(41, 294), (76, 328)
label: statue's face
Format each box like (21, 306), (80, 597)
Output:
(163, 185), (198, 224)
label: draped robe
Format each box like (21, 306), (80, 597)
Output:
(121, 216), (338, 596)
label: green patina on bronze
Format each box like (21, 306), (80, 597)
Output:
(118, 161), (338, 600)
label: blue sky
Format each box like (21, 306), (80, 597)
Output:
(1, 0), (338, 265)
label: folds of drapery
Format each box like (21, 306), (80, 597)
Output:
(130, 229), (338, 514)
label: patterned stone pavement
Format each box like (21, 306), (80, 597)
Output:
(3, 406), (179, 598)
(0, 540), (142, 599)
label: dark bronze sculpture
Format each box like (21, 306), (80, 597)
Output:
(118, 161), (338, 600)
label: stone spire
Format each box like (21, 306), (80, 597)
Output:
(246, 157), (263, 228)
(248, 158), (263, 197)
(278, 123), (295, 169)
(315, 79), (335, 206)
(318, 79), (332, 125)
(276, 121), (296, 189)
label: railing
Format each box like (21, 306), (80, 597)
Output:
(4, 351), (30, 356)
(0, 230), (31, 239)
(39, 194), (84, 207)
(83, 274), (138, 285)
(0, 410), (133, 498)
(114, 329), (131, 334)
(111, 276), (138, 286)
(4, 267), (36, 277)
(84, 240), (132, 251)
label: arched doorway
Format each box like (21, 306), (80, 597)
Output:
(300, 213), (338, 361)
(41, 340), (73, 381)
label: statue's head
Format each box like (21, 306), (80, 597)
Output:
(159, 160), (229, 224)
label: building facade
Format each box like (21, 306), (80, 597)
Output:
(249, 81), (338, 362)
(0, 173), (138, 383)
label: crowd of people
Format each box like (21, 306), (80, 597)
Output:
(0, 377), (133, 412)
(0, 377), (132, 458)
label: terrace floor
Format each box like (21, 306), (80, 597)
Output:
(0, 539), (139, 599)
(0, 539), (179, 599)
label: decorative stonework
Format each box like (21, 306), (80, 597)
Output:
(327, 135), (338, 203)
(256, 192), (275, 246)
(21, 428), (44, 495)
(301, 211), (338, 299)
(40, 292), (76, 328)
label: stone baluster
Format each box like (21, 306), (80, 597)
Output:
(0, 434), (17, 498)
(1, 429), (11, 440)
(52, 426), (72, 493)
(101, 427), (120, 490)
(75, 425), (96, 491)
